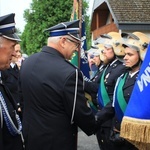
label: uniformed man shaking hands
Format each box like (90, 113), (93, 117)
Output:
(20, 20), (102, 150)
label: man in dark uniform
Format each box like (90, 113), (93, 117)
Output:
(0, 13), (24, 150)
(96, 32), (149, 150)
(86, 46), (104, 79)
(1, 43), (22, 119)
(84, 45), (106, 112)
(1, 45), (20, 105)
(93, 32), (126, 150)
(20, 20), (101, 150)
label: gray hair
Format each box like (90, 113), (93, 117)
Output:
(47, 36), (61, 44)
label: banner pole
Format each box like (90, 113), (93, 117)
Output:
(78, 0), (82, 69)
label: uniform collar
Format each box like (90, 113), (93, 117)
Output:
(42, 46), (65, 59)
(129, 70), (139, 78)
(110, 58), (118, 66)
(10, 62), (16, 68)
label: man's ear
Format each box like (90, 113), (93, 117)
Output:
(59, 37), (66, 48)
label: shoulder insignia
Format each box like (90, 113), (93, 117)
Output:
(65, 60), (79, 69)
(112, 63), (117, 68)
(105, 73), (110, 82)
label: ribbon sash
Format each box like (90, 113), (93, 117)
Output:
(98, 66), (110, 107)
(114, 73), (128, 122)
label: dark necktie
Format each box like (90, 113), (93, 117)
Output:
(0, 77), (2, 84)
(13, 64), (18, 72)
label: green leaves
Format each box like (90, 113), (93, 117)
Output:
(21, 0), (90, 55)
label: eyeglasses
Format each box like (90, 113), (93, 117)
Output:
(66, 38), (80, 49)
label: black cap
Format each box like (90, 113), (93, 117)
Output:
(44, 20), (81, 41)
(0, 13), (21, 42)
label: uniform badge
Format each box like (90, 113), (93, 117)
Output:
(105, 73), (110, 82)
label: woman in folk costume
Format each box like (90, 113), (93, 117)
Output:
(96, 31), (149, 150)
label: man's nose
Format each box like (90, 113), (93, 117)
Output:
(123, 55), (127, 60)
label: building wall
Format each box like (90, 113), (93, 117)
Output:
(92, 22), (118, 40)
(91, 0), (150, 40)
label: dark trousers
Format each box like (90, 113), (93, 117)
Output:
(96, 127), (138, 150)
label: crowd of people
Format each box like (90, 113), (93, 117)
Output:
(0, 13), (150, 150)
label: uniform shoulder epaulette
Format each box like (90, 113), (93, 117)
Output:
(65, 60), (79, 70)
(112, 60), (123, 68)
(120, 73), (126, 78)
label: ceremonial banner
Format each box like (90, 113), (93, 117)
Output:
(120, 44), (150, 150)
(80, 13), (90, 78)
(70, 0), (79, 67)
(70, 0), (90, 79)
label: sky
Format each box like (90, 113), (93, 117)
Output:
(0, 0), (94, 32)
(0, 0), (32, 32)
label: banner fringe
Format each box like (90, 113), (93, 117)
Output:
(120, 117), (150, 150)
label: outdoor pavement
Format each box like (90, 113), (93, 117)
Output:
(78, 129), (100, 150)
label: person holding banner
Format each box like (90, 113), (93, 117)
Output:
(120, 35), (150, 149)
(96, 32), (150, 150)
(95, 32), (126, 150)
(84, 32), (125, 113)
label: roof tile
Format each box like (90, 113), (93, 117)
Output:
(107, 0), (150, 23)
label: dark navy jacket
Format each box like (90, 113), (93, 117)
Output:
(20, 46), (99, 150)
(0, 81), (24, 150)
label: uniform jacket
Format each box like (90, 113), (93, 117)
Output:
(0, 81), (24, 150)
(96, 71), (139, 149)
(1, 64), (20, 105)
(96, 71), (139, 128)
(84, 64), (105, 94)
(113, 71), (139, 131)
(20, 46), (98, 150)
(97, 59), (126, 127)
(84, 64), (106, 105)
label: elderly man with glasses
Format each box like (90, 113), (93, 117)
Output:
(19, 20), (102, 150)
(0, 13), (24, 150)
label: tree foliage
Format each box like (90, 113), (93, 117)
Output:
(21, 0), (90, 55)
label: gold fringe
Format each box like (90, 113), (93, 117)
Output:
(120, 116), (150, 150)
(85, 92), (92, 101)
(132, 142), (150, 150)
